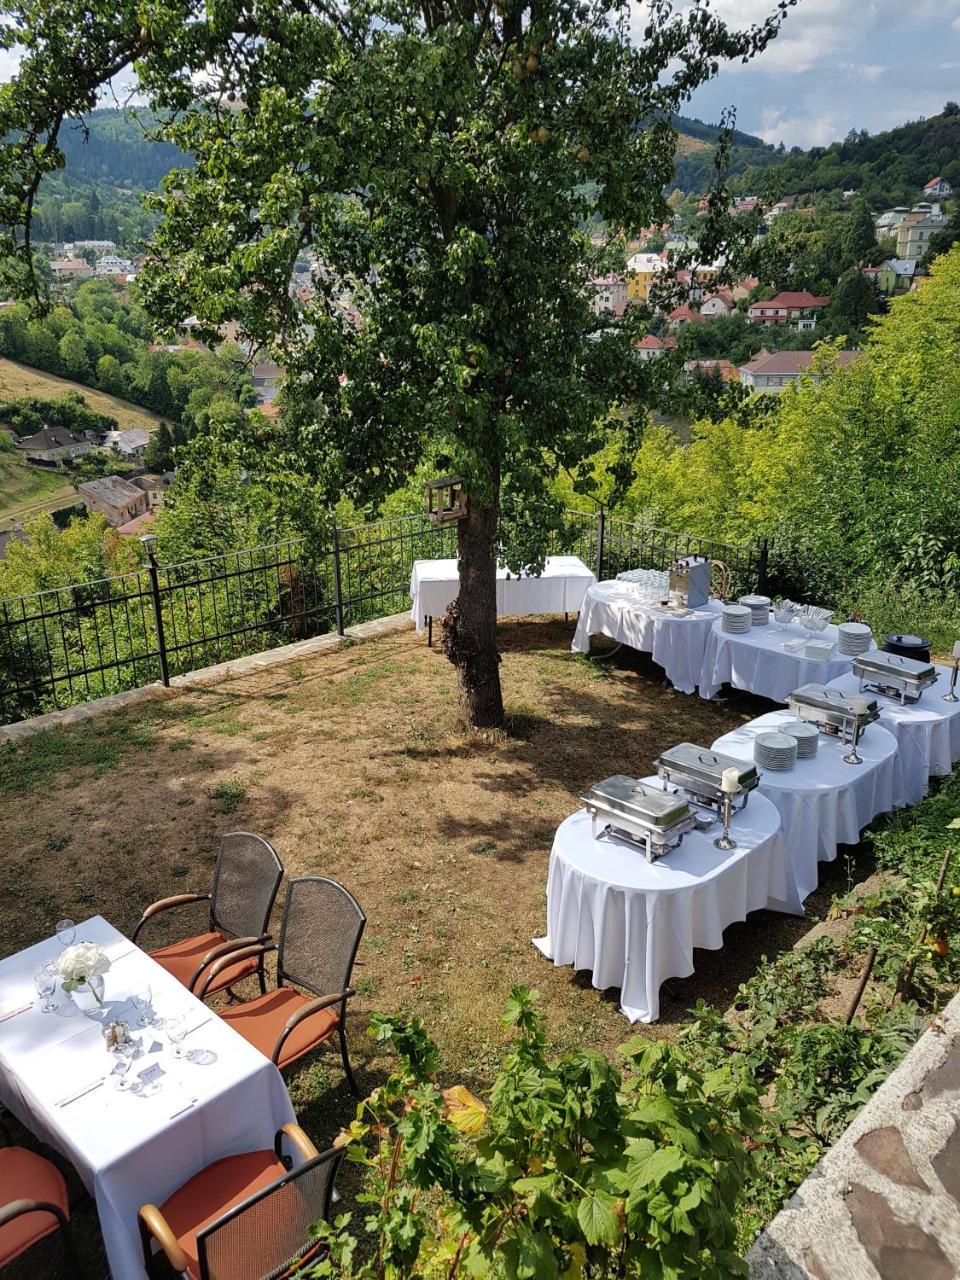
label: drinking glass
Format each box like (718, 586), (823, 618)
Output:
(130, 982), (153, 1027)
(164, 1014), (187, 1059)
(34, 964), (57, 1013)
(111, 1039), (136, 1090)
(55, 919), (76, 947)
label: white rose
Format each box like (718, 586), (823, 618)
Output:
(56, 943), (111, 989)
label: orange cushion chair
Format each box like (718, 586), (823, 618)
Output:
(0, 1144), (80, 1275)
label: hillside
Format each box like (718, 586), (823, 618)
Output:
(0, 359), (166, 432)
(0, 448), (76, 532)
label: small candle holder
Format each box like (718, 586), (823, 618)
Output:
(713, 792), (737, 850)
(944, 658), (960, 703)
(843, 717), (864, 765)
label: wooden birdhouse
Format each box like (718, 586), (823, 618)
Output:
(424, 475), (467, 525)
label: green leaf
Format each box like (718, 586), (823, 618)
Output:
(576, 1190), (622, 1246)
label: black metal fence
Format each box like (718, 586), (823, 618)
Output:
(0, 510), (763, 725)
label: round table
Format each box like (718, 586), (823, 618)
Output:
(827, 668), (960, 804)
(711, 711), (905, 915)
(532, 779), (785, 1023)
(571, 584), (722, 693)
(698, 619), (870, 703)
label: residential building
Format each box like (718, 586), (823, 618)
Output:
(103, 428), (152, 458)
(633, 334), (677, 362)
(133, 471), (176, 507)
(252, 361), (282, 404)
(683, 358), (738, 383)
(16, 426), (93, 463)
(699, 291), (734, 318)
(923, 177), (953, 199)
(116, 510), (158, 537)
(49, 257), (91, 281)
(875, 258), (918, 295)
(765, 197), (795, 225)
(896, 213), (947, 260)
(666, 305), (703, 328)
(589, 274), (628, 316)
(747, 291), (830, 330)
(875, 207), (911, 235)
(71, 239), (116, 251)
(77, 475), (149, 527)
(625, 252), (667, 301)
(95, 254), (134, 277)
(738, 348), (858, 394)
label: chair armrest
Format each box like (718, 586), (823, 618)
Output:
(196, 941), (275, 1000)
(275, 1122), (320, 1163)
(132, 893), (210, 944)
(187, 934), (271, 993)
(272, 990), (354, 1065)
(139, 1203), (189, 1275)
(0, 1198), (68, 1232)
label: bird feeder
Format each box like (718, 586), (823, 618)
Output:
(425, 475), (467, 525)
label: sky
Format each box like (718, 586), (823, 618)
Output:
(1, 1), (959, 150)
(667, 0), (960, 147)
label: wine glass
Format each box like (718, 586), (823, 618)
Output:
(55, 919), (76, 947)
(130, 982), (153, 1027)
(33, 964), (58, 1013)
(163, 1014), (187, 1059)
(110, 1039), (136, 1090)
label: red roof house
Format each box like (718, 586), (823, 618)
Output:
(747, 291), (830, 330)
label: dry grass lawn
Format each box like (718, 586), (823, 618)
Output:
(0, 619), (873, 1275)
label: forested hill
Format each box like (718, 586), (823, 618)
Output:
(56, 109), (189, 190)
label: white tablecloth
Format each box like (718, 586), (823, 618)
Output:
(0, 917), (296, 1280)
(828, 667), (960, 804)
(409, 555), (596, 633)
(533, 781), (786, 1023)
(571, 585), (723, 693)
(711, 712), (905, 914)
(698, 620), (870, 703)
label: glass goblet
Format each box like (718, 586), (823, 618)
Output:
(34, 964), (58, 1013)
(130, 983), (153, 1027)
(164, 1014), (187, 1059)
(55, 919), (76, 947)
(111, 1039), (136, 1090)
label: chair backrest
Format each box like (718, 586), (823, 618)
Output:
(278, 877), (365, 999)
(198, 1147), (344, 1280)
(210, 833), (284, 941)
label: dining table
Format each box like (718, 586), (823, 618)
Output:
(570, 584), (723, 693)
(711, 711), (906, 915)
(533, 781), (787, 1023)
(697, 618), (872, 703)
(0, 916), (296, 1280)
(827, 667), (960, 805)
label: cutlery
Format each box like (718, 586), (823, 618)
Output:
(169, 1098), (197, 1119)
(184, 1016), (212, 1037)
(0, 1002), (33, 1023)
(57, 1077), (105, 1107)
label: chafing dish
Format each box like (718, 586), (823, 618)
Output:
(786, 683), (879, 743)
(853, 651), (938, 705)
(668, 555), (712, 609)
(580, 775), (696, 862)
(654, 743), (759, 819)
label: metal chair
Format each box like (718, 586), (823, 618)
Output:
(198, 877), (365, 1094)
(0, 1118), (81, 1276)
(710, 560), (735, 602)
(132, 832), (283, 997)
(138, 1124), (342, 1280)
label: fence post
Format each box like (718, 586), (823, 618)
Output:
(141, 535), (170, 687)
(596, 507), (606, 582)
(332, 523), (345, 637)
(757, 538), (769, 594)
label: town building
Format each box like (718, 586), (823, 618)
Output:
(666, 305), (703, 328)
(747, 291), (830, 330)
(133, 471), (176, 508)
(738, 348), (858, 394)
(699, 291), (734, 318)
(625, 253), (667, 302)
(896, 213), (947, 260)
(77, 475), (149, 527)
(95, 254), (135, 277)
(875, 207), (911, 235)
(49, 257), (91, 281)
(15, 426), (93, 464)
(874, 259), (918, 295)
(633, 334), (677, 362)
(683, 359), (738, 383)
(589, 274), (628, 316)
(922, 177), (953, 199)
(102, 428), (152, 458)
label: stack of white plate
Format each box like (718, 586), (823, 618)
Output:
(722, 604), (753, 634)
(779, 718), (819, 758)
(739, 594), (772, 626)
(837, 621), (872, 657)
(754, 732), (798, 771)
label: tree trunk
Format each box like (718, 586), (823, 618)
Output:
(440, 494), (505, 729)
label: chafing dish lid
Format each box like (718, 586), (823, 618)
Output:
(656, 742), (758, 789)
(581, 776), (691, 828)
(789, 683), (878, 716)
(853, 652), (936, 683)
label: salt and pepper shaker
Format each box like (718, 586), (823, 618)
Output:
(844, 696), (869, 765)
(944, 641), (960, 703)
(714, 768), (740, 850)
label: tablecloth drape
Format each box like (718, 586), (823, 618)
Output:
(571, 585), (723, 693)
(711, 712), (905, 914)
(409, 556), (596, 633)
(698, 621), (869, 702)
(533, 784), (785, 1023)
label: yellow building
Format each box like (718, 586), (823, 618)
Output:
(625, 252), (667, 301)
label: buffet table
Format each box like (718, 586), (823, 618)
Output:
(711, 711), (905, 914)
(0, 917), (296, 1280)
(533, 781), (786, 1023)
(571, 585), (723, 693)
(698, 620), (869, 703)
(827, 667), (960, 804)
(409, 555), (596, 639)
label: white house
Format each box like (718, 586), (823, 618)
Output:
(922, 177), (953, 199)
(95, 254), (134, 277)
(589, 274), (628, 316)
(739, 349), (858, 393)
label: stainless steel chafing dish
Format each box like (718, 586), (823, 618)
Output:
(580, 775), (696, 862)
(787, 683), (879, 742)
(852, 651), (938, 705)
(668, 555), (712, 609)
(654, 743), (759, 819)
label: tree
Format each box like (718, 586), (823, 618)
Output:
(827, 268), (882, 334)
(143, 420), (175, 472)
(0, 0), (791, 728)
(841, 196), (877, 266)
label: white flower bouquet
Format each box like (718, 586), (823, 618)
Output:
(56, 942), (110, 993)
